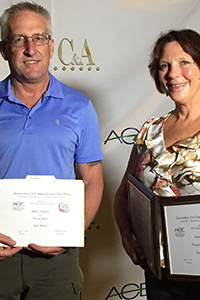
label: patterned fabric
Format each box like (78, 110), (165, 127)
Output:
(135, 114), (200, 197)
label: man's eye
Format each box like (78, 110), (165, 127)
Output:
(35, 35), (44, 41)
(14, 36), (25, 42)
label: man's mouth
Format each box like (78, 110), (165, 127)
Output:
(24, 60), (38, 64)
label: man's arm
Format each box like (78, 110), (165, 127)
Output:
(77, 160), (103, 230)
(114, 145), (149, 270)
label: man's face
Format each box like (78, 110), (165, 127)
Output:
(2, 10), (54, 84)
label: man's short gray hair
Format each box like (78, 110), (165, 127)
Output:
(0, 1), (52, 41)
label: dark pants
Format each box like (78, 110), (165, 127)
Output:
(0, 248), (83, 300)
(145, 269), (200, 300)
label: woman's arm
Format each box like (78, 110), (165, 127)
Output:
(114, 145), (149, 270)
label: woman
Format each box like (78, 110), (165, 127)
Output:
(114, 29), (200, 300)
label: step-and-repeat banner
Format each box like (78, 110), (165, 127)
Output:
(0, 1), (199, 299)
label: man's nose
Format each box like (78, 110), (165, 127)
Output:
(23, 38), (37, 55)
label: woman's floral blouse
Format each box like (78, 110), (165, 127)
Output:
(134, 114), (200, 197)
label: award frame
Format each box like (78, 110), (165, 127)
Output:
(161, 197), (200, 281)
(128, 174), (200, 281)
(127, 174), (162, 279)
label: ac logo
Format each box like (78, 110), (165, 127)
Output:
(106, 283), (146, 299)
(174, 227), (185, 237)
(12, 201), (24, 206)
(104, 127), (139, 145)
(12, 201), (25, 211)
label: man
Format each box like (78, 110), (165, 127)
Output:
(0, 1), (103, 299)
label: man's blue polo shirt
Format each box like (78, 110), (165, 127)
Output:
(0, 73), (103, 179)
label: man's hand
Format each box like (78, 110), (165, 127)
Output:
(0, 233), (22, 259)
(27, 244), (65, 256)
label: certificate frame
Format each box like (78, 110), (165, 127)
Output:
(128, 174), (200, 281)
(127, 174), (162, 279)
(160, 196), (200, 281)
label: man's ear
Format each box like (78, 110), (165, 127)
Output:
(0, 42), (8, 61)
(49, 38), (54, 59)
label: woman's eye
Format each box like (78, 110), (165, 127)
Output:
(159, 63), (168, 71)
(180, 60), (190, 66)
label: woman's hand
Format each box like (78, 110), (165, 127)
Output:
(27, 244), (66, 256)
(121, 233), (149, 270)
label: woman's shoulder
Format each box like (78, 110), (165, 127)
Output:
(134, 113), (171, 146)
(142, 114), (169, 127)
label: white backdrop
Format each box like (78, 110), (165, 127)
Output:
(0, 1), (200, 299)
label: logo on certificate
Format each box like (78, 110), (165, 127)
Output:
(58, 201), (70, 212)
(174, 227), (185, 237)
(12, 201), (25, 211)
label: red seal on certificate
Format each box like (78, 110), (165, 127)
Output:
(58, 201), (70, 212)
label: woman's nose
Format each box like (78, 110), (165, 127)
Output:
(167, 64), (181, 79)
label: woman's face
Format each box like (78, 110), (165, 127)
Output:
(158, 41), (200, 104)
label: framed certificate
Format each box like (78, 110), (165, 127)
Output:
(128, 174), (162, 279)
(128, 174), (200, 281)
(161, 197), (200, 281)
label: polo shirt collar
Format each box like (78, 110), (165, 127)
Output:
(45, 72), (64, 99)
(0, 72), (64, 101)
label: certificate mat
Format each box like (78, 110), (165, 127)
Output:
(0, 176), (84, 247)
(161, 197), (200, 281)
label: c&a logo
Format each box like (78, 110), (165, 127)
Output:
(55, 38), (100, 72)
(105, 282), (146, 299)
(104, 127), (139, 145)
